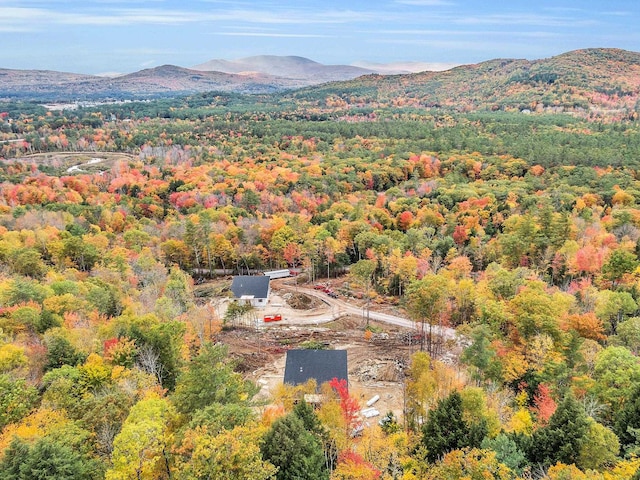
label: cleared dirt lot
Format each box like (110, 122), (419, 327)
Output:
(205, 279), (462, 422)
(218, 313), (422, 422)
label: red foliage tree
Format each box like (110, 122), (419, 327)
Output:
(574, 245), (606, 274)
(452, 225), (469, 245)
(329, 377), (360, 432)
(397, 211), (414, 231)
(103, 337), (119, 358)
(531, 383), (557, 426)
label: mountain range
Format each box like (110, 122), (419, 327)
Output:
(193, 55), (374, 82)
(0, 55), (411, 101)
(1, 49), (639, 116)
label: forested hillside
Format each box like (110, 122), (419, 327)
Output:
(1, 88), (640, 479)
(292, 48), (640, 120)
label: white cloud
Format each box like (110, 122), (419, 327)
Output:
(0, 24), (33, 33)
(367, 36), (547, 56)
(95, 71), (125, 77)
(212, 32), (332, 38)
(455, 13), (598, 28)
(396, 0), (454, 5)
(114, 48), (184, 56)
(599, 10), (633, 16)
(0, 5), (389, 29)
(215, 9), (386, 25)
(370, 29), (560, 38)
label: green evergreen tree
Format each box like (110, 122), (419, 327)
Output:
(293, 400), (337, 472)
(420, 391), (487, 463)
(293, 399), (323, 434)
(528, 393), (590, 468)
(0, 437), (96, 480)
(44, 333), (86, 371)
(0, 437), (30, 480)
(261, 413), (329, 480)
(614, 384), (640, 454)
(481, 433), (528, 475)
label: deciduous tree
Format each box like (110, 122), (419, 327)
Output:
(0, 374), (38, 430)
(350, 259), (376, 325)
(406, 274), (450, 355)
(106, 393), (177, 480)
(172, 343), (257, 416)
(176, 425), (276, 480)
(578, 418), (619, 471)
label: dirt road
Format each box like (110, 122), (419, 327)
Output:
(275, 283), (458, 342)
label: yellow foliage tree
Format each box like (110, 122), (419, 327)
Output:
(175, 424), (276, 480)
(78, 353), (112, 389)
(0, 408), (71, 453)
(460, 387), (501, 437)
(0, 343), (28, 373)
(507, 408), (534, 436)
(424, 448), (512, 480)
(270, 379), (317, 413)
(405, 351), (464, 430)
(106, 393), (177, 480)
(547, 462), (606, 480)
(358, 425), (410, 478)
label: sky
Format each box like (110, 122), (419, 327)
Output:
(1, 0), (639, 75)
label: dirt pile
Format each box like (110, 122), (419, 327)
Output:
(352, 358), (406, 382)
(282, 292), (324, 310)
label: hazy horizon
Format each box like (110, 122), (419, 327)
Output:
(1, 0), (639, 75)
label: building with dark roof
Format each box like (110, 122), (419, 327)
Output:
(230, 275), (271, 308)
(284, 349), (348, 391)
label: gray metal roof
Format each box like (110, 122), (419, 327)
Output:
(230, 276), (270, 299)
(284, 349), (348, 389)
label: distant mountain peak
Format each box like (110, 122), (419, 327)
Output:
(238, 55), (321, 65)
(192, 55), (372, 82)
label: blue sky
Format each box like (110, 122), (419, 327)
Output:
(1, 0), (639, 74)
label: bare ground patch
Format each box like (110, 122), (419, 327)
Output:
(217, 319), (424, 421)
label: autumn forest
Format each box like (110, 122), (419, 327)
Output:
(2, 60), (640, 480)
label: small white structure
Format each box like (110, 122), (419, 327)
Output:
(366, 395), (380, 407)
(264, 269), (291, 279)
(361, 407), (380, 418)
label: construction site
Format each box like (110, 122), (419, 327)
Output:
(212, 278), (463, 424)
